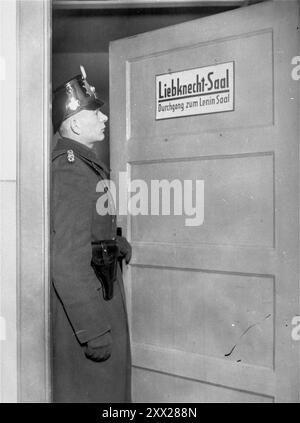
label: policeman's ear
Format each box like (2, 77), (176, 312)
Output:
(70, 117), (81, 135)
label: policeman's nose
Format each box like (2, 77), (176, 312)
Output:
(98, 111), (108, 123)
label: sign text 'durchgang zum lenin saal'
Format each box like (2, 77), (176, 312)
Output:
(156, 61), (234, 120)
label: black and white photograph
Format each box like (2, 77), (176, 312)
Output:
(0, 0), (300, 406)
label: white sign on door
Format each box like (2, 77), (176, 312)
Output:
(156, 61), (234, 120)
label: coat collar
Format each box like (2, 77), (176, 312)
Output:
(54, 137), (110, 175)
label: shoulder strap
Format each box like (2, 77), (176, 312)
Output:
(77, 153), (108, 178)
(52, 147), (108, 178)
(52, 149), (67, 162)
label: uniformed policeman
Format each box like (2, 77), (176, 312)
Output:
(51, 66), (132, 403)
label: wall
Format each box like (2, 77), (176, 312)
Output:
(0, 0), (17, 403)
(1, 0), (51, 403)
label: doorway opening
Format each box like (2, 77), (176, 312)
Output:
(52, 3), (237, 165)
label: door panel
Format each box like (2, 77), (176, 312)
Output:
(129, 29), (273, 138)
(110, 0), (300, 402)
(132, 267), (274, 369)
(130, 153), (274, 247)
(132, 368), (274, 403)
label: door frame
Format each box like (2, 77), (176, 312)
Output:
(52, 0), (250, 9)
(16, 0), (51, 402)
(13, 0), (300, 403)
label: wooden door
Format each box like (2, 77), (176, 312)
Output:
(110, 0), (300, 403)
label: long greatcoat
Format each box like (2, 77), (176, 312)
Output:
(51, 137), (131, 403)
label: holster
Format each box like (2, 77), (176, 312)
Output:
(91, 240), (119, 301)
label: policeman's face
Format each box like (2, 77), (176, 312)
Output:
(75, 108), (108, 144)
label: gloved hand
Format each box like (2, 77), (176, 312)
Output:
(116, 235), (132, 264)
(84, 332), (112, 362)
